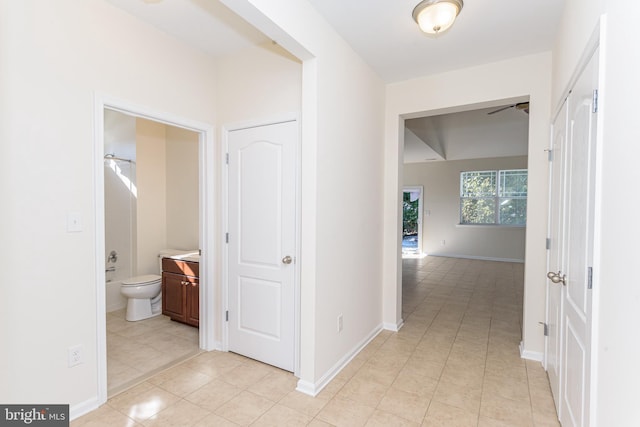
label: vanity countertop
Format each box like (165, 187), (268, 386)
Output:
(164, 252), (200, 263)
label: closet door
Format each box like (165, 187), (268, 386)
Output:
(546, 46), (599, 427)
(559, 47), (599, 427)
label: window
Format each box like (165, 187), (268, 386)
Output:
(460, 169), (527, 225)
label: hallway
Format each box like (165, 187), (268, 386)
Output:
(73, 257), (558, 426)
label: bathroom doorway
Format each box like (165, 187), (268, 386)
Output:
(103, 110), (202, 395)
(95, 96), (216, 402)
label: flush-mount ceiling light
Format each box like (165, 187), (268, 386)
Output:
(412, 0), (463, 35)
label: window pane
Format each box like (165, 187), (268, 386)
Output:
(499, 170), (528, 197)
(461, 171), (497, 197)
(499, 198), (527, 225)
(461, 198), (496, 224)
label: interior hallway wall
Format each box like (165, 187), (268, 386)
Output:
(0, 0), (217, 413)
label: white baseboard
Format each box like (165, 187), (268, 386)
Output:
(383, 319), (404, 332)
(519, 341), (544, 362)
(295, 323), (383, 397)
(430, 253), (525, 263)
(70, 397), (101, 421)
(206, 340), (223, 352)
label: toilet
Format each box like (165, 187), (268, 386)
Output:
(120, 249), (198, 321)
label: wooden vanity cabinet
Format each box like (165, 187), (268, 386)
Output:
(161, 258), (199, 327)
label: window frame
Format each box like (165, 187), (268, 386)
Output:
(459, 168), (528, 226)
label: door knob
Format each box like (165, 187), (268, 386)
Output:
(547, 271), (566, 285)
(282, 255), (292, 265)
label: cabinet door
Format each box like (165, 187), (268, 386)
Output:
(186, 278), (199, 327)
(162, 273), (186, 322)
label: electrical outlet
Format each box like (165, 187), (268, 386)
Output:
(66, 211), (83, 233)
(337, 314), (343, 332)
(68, 345), (83, 367)
(441, 240), (446, 246)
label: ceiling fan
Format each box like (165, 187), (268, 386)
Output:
(488, 102), (530, 115)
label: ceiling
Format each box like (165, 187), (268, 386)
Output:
(106, 0), (562, 163)
(404, 104), (530, 163)
(106, 0), (269, 58)
(306, 0), (565, 83)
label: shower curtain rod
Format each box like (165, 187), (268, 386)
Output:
(104, 154), (135, 163)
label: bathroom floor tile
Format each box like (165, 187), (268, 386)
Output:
(106, 312), (199, 396)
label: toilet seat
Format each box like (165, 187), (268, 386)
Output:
(122, 274), (161, 286)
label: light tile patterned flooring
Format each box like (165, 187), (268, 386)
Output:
(75, 257), (559, 426)
(107, 309), (200, 395)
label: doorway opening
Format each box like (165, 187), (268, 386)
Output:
(398, 97), (530, 323)
(94, 95), (216, 404)
(103, 109), (202, 395)
(402, 186), (423, 257)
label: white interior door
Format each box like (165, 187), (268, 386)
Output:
(559, 48), (598, 427)
(546, 48), (599, 427)
(227, 120), (297, 372)
(547, 99), (568, 410)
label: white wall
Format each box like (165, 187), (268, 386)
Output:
(385, 52), (553, 358)
(165, 126), (199, 251)
(0, 0), (217, 412)
(136, 118), (167, 275)
(553, 0), (640, 423)
(220, 0), (386, 391)
(404, 156), (528, 262)
(216, 43), (302, 125)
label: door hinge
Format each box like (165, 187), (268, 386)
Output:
(545, 149), (553, 162)
(199, 248), (202, 256)
(539, 322), (549, 336)
(225, 232), (229, 243)
(225, 310), (229, 321)
(592, 90), (599, 113)
(588, 266), (593, 290)
(225, 153), (229, 164)
(546, 238), (551, 250)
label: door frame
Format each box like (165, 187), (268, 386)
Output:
(221, 113), (301, 377)
(402, 186), (424, 256)
(93, 93), (217, 405)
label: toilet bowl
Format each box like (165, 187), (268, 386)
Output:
(121, 275), (162, 321)
(120, 249), (199, 322)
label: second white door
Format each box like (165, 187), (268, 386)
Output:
(546, 47), (599, 427)
(227, 120), (298, 372)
